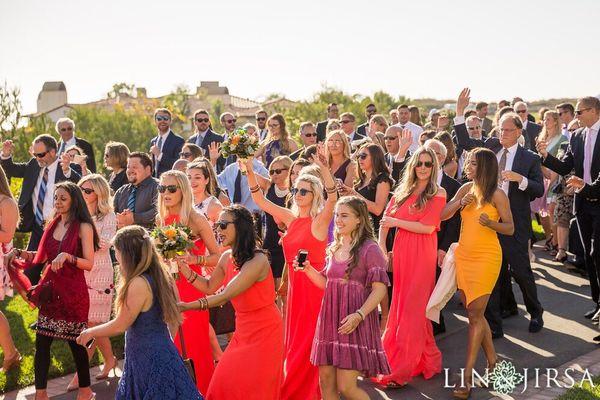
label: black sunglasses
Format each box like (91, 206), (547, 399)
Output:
(340, 120), (352, 124)
(225, 119), (237, 124)
(269, 168), (289, 175)
(291, 187), (313, 196)
(467, 126), (481, 130)
(256, 117), (266, 121)
(575, 108), (592, 116)
(415, 161), (434, 168)
(155, 115), (171, 121)
(34, 151), (49, 158)
(303, 133), (317, 138)
(384, 136), (397, 141)
(180, 152), (193, 158)
(195, 118), (210, 123)
(516, 110), (527, 114)
(358, 153), (368, 160)
(214, 220), (234, 230)
(80, 187), (95, 195)
(60, 127), (73, 132)
(158, 184), (179, 193)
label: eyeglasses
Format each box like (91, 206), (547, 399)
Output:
(155, 115), (171, 121)
(467, 126), (481, 130)
(80, 187), (95, 195)
(575, 108), (592, 116)
(328, 139), (343, 146)
(195, 118), (209, 123)
(415, 161), (433, 168)
(303, 133), (317, 138)
(60, 127), (73, 132)
(180, 152), (193, 158)
(158, 184), (179, 194)
(225, 119), (237, 124)
(214, 220), (234, 230)
(268, 124), (280, 128)
(33, 151), (49, 158)
(516, 110), (527, 114)
(358, 153), (368, 160)
(269, 168), (289, 175)
(256, 117), (266, 121)
(384, 136), (397, 141)
(340, 120), (352, 125)
(291, 187), (313, 196)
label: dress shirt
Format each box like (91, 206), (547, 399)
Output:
(113, 175), (159, 229)
(562, 124), (571, 141)
(437, 169), (443, 186)
(195, 129), (209, 146)
(259, 129), (268, 142)
(32, 158), (70, 222)
(155, 131), (170, 161)
(497, 143), (528, 195)
(217, 160), (269, 213)
(583, 118), (600, 184)
(58, 135), (77, 155)
(393, 121), (423, 152)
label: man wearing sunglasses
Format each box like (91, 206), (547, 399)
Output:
(290, 122), (317, 161)
(187, 108), (224, 170)
(0, 134), (81, 283)
(220, 111), (239, 167)
(255, 110), (269, 142)
(55, 117), (96, 173)
(514, 101), (541, 151)
(150, 108), (185, 178)
(556, 103), (576, 140)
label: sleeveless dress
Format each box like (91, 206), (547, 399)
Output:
(206, 255), (284, 400)
(310, 240), (390, 376)
(356, 173), (394, 234)
(164, 214), (214, 394)
(195, 196), (218, 225)
(263, 185), (288, 278)
(375, 194), (446, 385)
(264, 140), (290, 167)
(280, 216), (327, 400)
(116, 273), (203, 400)
(85, 212), (116, 324)
(454, 201), (502, 305)
(333, 159), (352, 182)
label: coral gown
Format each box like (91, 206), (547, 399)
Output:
(164, 214), (214, 394)
(206, 255), (284, 400)
(376, 194), (446, 385)
(280, 216), (327, 400)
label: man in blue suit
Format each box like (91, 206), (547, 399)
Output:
(455, 88), (545, 338)
(150, 108), (185, 178)
(188, 109), (224, 171)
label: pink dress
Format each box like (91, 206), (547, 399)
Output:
(375, 194), (445, 385)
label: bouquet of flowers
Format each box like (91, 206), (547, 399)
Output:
(221, 127), (259, 160)
(150, 223), (195, 275)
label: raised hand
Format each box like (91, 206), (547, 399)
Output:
(456, 88), (471, 117)
(399, 129), (413, 152)
(536, 138), (549, 158)
(208, 142), (221, 161)
(314, 143), (328, 168)
(59, 152), (71, 174)
(1, 140), (14, 158)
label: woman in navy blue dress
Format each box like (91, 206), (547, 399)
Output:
(77, 226), (202, 399)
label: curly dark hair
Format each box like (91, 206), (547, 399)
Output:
(223, 205), (265, 269)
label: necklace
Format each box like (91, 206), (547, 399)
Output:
(274, 185), (289, 197)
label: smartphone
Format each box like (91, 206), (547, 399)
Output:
(74, 154), (87, 164)
(296, 249), (308, 270)
(85, 338), (95, 349)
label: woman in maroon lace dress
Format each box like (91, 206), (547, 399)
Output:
(6, 182), (99, 400)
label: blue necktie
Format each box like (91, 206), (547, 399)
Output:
(35, 167), (49, 226)
(127, 186), (137, 212)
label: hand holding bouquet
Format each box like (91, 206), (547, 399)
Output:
(221, 128), (259, 162)
(150, 223), (195, 275)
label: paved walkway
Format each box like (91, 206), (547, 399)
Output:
(4, 243), (599, 399)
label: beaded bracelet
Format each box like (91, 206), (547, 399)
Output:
(356, 309), (365, 321)
(196, 297), (208, 310)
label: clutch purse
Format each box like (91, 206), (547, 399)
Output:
(178, 326), (196, 384)
(209, 301), (236, 335)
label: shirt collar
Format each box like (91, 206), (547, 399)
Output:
(504, 142), (519, 155)
(46, 157), (60, 172)
(158, 130), (170, 139)
(198, 129), (209, 136)
(590, 118), (600, 132)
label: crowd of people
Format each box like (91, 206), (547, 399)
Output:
(0, 87), (598, 400)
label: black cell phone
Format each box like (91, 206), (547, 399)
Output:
(297, 249), (308, 269)
(85, 338), (95, 349)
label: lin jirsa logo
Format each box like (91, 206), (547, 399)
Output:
(444, 360), (596, 395)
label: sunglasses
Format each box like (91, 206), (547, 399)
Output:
(575, 108), (592, 116)
(34, 151), (49, 158)
(291, 188), (313, 196)
(358, 153), (368, 160)
(225, 119), (236, 124)
(303, 133), (317, 138)
(214, 220), (234, 230)
(340, 120), (352, 124)
(516, 110), (527, 114)
(60, 127), (73, 132)
(180, 152), (193, 158)
(415, 161), (434, 168)
(80, 187), (95, 195)
(384, 136), (397, 141)
(158, 184), (179, 193)
(195, 118), (209, 123)
(256, 117), (266, 121)
(467, 126), (481, 130)
(269, 168), (288, 175)
(155, 115), (171, 121)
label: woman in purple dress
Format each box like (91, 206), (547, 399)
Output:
(296, 196), (390, 400)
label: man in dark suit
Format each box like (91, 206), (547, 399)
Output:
(514, 101), (542, 151)
(476, 102), (493, 135)
(150, 108), (185, 178)
(188, 109), (224, 170)
(425, 138), (461, 334)
(255, 109), (269, 142)
(538, 96), (600, 321)
(339, 112), (365, 153)
(290, 122), (317, 161)
(316, 103), (339, 142)
(357, 103), (377, 137)
(55, 117), (96, 172)
(455, 88), (545, 338)
(1, 134), (81, 283)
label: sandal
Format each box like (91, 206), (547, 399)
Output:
(385, 381), (406, 389)
(1, 351), (21, 373)
(453, 383), (472, 399)
(544, 237), (556, 252)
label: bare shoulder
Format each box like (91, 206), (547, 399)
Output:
(435, 186), (447, 198)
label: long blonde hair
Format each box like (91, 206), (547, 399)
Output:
(158, 170), (194, 226)
(325, 130), (351, 166)
(291, 173), (324, 218)
(113, 226), (181, 327)
(78, 174), (113, 220)
(539, 110), (561, 143)
(392, 146), (439, 211)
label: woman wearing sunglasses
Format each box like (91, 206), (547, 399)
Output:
(180, 143), (204, 162)
(325, 130), (357, 188)
(374, 146), (447, 389)
(245, 144), (337, 400)
(67, 174), (118, 391)
(177, 205), (284, 400)
(156, 170), (221, 394)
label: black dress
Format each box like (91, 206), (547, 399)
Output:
(108, 169), (128, 194)
(356, 173), (394, 234)
(263, 184), (288, 278)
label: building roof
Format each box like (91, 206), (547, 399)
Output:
(27, 103), (74, 118)
(41, 81), (66, 92)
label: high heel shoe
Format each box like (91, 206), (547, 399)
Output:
(95, 356), (118, 380)
(453, 383), (472, 399)
(67, 375), (79, 392)
(1, 351), (21, 372)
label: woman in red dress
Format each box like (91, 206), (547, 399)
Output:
(157, 170), (221, 394)
(375, 146), (447, 388)
(6, 182), (99, 400)
(245, 145), (337, 400)
(178, 205), (283, 400)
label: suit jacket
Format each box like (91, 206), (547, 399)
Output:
(151, 131), (185, 177)
(543, 127), (600, 214)
(289, 147), (305, 161)
(455, 120), (544, 243)
(438, 173), (461, 251)
(1, 157), (81, 232)
(58, 137), (96, 172)
(188, 129), (225, 171)
(482, 117), (493, 136)
(357, 123), (368, 137)
(316, 120), (328, 142)
(523, 121), (542, 151)
(385, 152), (409, 184)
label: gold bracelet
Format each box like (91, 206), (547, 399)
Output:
(324, 185), (337, 192)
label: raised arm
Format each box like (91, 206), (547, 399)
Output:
(312, 143), (338, 239)
(441, 182), (473, 220)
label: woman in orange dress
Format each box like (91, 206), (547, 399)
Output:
(157, 170), (221, 394)
(441, 148), (514, 399)
(245, 145), (338, 400)
(376, 146), (447, 388)
(178, 205), (284, 400)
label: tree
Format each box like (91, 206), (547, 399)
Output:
(162, 84), (191, 132)
(107, 82), (136, 99)
(0, 81), (22, 137)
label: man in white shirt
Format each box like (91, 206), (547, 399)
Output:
(339, 112), (365, 152)
(556, 103), (575, 140)
(514, 101), (541, 151)
(394, 104), (423, 153)
(55, 117), (96, 172)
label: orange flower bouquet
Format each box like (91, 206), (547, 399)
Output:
(150, 223), (195, 275)
(221, 127), (259, 160)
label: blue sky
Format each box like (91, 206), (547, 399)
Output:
(2, 0), (599, 113)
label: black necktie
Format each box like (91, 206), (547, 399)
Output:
(233, 169), (242, 203)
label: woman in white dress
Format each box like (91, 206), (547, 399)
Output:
(69, 174), (117, 390)
(0, 165), (20, 372)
